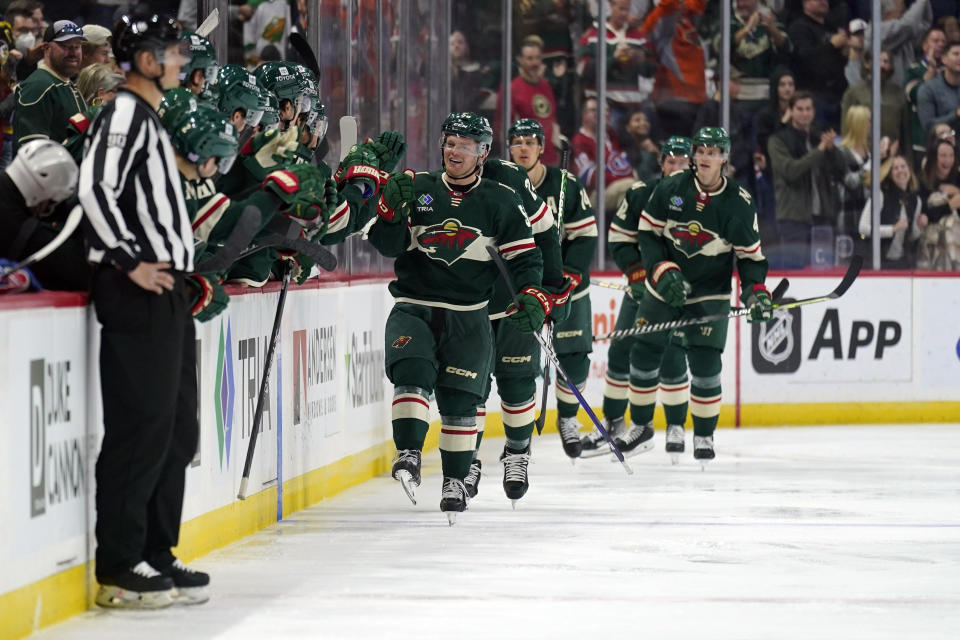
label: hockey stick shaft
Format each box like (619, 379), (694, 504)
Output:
(0, 204), (83, 280)
(289, 32), (321, 80)
(594, 257), (858, 342)
(485, 246), (632, 474)
(339, 115), (358, 162)
(238, 265), (293, 499)
(192, 206), (260, 274)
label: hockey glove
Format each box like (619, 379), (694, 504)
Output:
(374, 130), (407, 172)
(742, 283), (773, 323)
(377, 170), (414, 223)
(625, 263), (647, 300)
(650, 261), (689, 307)
(505, 286), (553, 333)
(187, 275), (229, 322)
(546, 269), (580, 324)
(245, 127), (300, 179)
(278, 253), (315, 285)
(334, 142), (390, 198)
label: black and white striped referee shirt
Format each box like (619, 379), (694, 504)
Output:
(78, 88), (193, 272)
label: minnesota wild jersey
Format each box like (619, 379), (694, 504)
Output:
(609, 178), (658, 274)
(368, 171), (543, 310)
(482, 158), (562, 316)
(639, 170), (767, 301)
(533, 165), (597, 296)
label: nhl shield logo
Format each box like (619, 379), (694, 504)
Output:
(417, 218), (481, 265)
(752, 304), (801, 373)
(668, 221), (719, 258)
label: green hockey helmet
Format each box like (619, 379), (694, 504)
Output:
(660, 135), (692, 163)
(507, 118), (544, 145)
(691, 127), (731, 155)
(179, 31), (217, 84)
(306, 101), (327, 140)
(259, 91), (279, 128)
(157, 87), (199, 132)
(217, 69), (265, 127)
(440, 111), (493, 154)
(253, 61), (302, 104)
(170, 105), (239, 174)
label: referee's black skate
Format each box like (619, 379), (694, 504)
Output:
(95, 561), (174, 609)
(151, 556), (210, 605)
(464, 459), (482, 498)
(556, 416), (583, 460)
(392, 449), (421, 505)
(440, 477), (468, 525)
(665, 424), (685, 464)
(500, 445), (531, 508)
(614, 421), (655, 458)
(693, 435), (715, 470)
(580, 416), (625, 458)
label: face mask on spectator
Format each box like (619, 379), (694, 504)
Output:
(15, 32), (35, 54)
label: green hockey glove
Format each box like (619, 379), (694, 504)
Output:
(625, 262), (647, 300)
(546, 269), (580, 323)
(505, 286), (553, 333)
(187, 275), (229, 322)
(650, 261), (689, 307)
(374, 130), (407, 172)
(742, 283), (773, 323)
(376, 170), (414, 223)
(334, 142), (390, 197)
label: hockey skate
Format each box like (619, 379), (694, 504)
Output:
(153, 557), (210, 605)
(95, 561), (174, 609)
(440, 477), (468, 525)
(693, 435), (715, 470)
(665, 424), (685, 465)
(613, 421), (655, 458)
(391, 449), (422, 505)
(464, 459), (482, 499)
(556, 416), (583, 460)
(500, 446), (531, 508)
(579, 416), (625, 458)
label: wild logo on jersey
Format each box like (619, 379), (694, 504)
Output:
(668, 221), (720, 258)
(417, 218), (481, 265)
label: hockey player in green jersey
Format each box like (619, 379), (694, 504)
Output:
(599, 136), (692, 462)
(367, 112), (553, 522)
(464, 117), (572, 504)
(508, 118), (598, 460)
(631, 127), (772, 467)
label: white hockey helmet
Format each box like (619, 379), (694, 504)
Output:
(6, 139), (79, 207)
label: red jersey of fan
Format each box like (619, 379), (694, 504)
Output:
(500, 75), (560, 166)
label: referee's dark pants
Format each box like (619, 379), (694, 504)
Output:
(92, 267), (199, 578)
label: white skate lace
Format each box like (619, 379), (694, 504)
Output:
(502, 451), (530, 482)
(693, 435), (714, 450)
(558, 418), (581, 443)
(393, 449), (421, 473)
(666, 425), (684, 443)
(441, 477), (466, 500)
(172, 559), (197, 574)
(464, 461), (481, 487)
(132, 561), (161, 578)
(621, 423), (651, 445)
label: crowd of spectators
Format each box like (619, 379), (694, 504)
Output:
(453, 0), (960, 270)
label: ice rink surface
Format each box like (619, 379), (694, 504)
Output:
(33, 425), (960, 640)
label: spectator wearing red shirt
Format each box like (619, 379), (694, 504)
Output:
(571, 96), (637, 214)
(498, 37), (561, 166)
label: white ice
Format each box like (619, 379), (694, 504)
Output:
(31, 425), (960, 640)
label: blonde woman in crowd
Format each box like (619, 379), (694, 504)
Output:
(859, 155), (922, 270)
(76, 63), (125, 108)
(837, 105), (871, 241)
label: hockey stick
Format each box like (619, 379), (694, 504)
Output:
(593, 276), (790, 300)
(289, 32), (321, 81)
(233, 232), (338, 271)
(533, 141), (572, 435)
(594, 257), (859, 342)
(238, 263), (293, 500)
(486, 245), (633, 475)
(0, 204), (83, 280)
(195, 8), (219, 38)
(339, 115), (358, 162)
(191, 206), (260, 274)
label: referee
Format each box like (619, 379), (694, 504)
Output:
(79, 14), (208, 609)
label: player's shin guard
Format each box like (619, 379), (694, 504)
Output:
(556, 352), (589, 419)
(688, 347), (722, 438)
(473, 406), (486, 459)
(438, 416), (478, 480)
(501, 396), (536, 451)
(627, 364), (659, 427)
(391, 385), (431, 450)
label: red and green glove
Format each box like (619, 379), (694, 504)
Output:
(625, 263), (647, 300)
(187, 275), (229, 322)
(741, 283), (773, 323)
(376, 170), (415, 223)
(650, 261), (689, 307)
(505, 286), (553, 333)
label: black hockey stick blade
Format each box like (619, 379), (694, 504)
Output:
(771, 278), (789, 302)
(485, 245), (632, 473)
(271, 234), (338, 272)
(289, 32), (320, 80)
(192, 206), (260, 274)
(771, 254), (861, 311)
